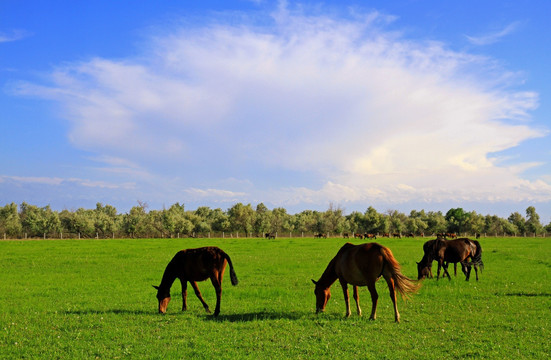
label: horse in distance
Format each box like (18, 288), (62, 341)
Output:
(312, 242), (420, 323)
(153, 246), (238, 317)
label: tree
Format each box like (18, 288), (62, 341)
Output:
(508, 212), (525, 235)
(364, 207), (384, 234)
(484, 215), (517, 236)
(94, 203), (119, 236)
(0, 203), (22, 236)
(209, 208), (231, 233)
(272, 207), (293, 234)
(227, 203), (255, 235)
(386, 210), (406, 234)
(445, 208), (469, 234)
(254, 203), (272, 235)
(525, 206), (543, 235)
(293, 210), (318, 234)
(122, 202), (149, 237)
(346, 211), (364, 233)
(323, 203), (345, 235)
(405, 210), (428, 235)
(464, 211), (485, 235)
(425, 211), (446, 235)
(19, 203), (61, 237)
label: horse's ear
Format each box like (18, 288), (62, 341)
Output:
(152, 285), (159, 290)
(311, 279), (318, 285)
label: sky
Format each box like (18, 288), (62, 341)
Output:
(1, 0), (551, 222)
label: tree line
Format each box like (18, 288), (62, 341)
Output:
(0, 201), (549, 239)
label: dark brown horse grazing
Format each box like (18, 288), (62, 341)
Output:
(153, 247), (238, 317)
(417, 238), (483, 281)
(312, 242), (420, 322)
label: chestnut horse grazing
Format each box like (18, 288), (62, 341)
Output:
(312, 242), (420, 322)
(153, 247), (238, 317)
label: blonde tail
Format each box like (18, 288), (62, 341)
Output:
(381, 246), (421, 300)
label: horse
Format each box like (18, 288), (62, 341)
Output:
(417, 238), (483, 281)
(417, 239), (437, 279)
(265, 233), (276, 239)
(153, 246), (238, 317)
(312, 242), (420, 322)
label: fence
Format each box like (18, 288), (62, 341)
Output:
(1, 231), (549, 240)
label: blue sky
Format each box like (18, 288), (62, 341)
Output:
(2, 0), (551, 222)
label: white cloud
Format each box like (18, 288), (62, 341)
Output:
(13, 5), (551, 208)
(0, 29), (30, 43)
(184, 188), (246, 201)
(0, 175), (132, 189)
(466, 21), (521, 46)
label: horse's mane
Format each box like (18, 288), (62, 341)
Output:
(316, 254), (339, 289)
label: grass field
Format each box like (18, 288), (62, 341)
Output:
(1, 236), (549, 359)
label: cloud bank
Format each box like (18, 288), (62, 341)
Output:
(12, 5), (551, 210)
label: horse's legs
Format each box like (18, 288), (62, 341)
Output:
(441, 261), (451, 281)
(474, 264), (479, 281)
(353, 285), (362, 316)
(190, 281), (211, 313)
(339, 279), (351, 317)
(383, 273), (400, 323)
(366, 280), (378, 320)
(454, 263), (457, 276)
(465, 263), (472, 281)
(179, 279), (188, 311)
(210, 275), (222, 317)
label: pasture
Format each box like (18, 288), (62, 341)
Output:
(1, 237), (549, 359)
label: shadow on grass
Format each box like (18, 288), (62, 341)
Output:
(64, 309), (154, 316)
(63, 309), (312, 321)
(498, 292), (551, 297)
(206, 311), (307, 322)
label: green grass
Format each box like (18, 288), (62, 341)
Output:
(1, 237), (549, 359)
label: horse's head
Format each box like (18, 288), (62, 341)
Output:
(311, 279), (331, 313)
(416, 261), (430, 280)
(153, 285), (171, 314)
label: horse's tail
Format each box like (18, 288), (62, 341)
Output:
(471, 240), (484, 271)
(380, 246), (421, 300)
(222, 251), (239, 286)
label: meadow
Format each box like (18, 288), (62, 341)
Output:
(0, 236), (549, 359)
